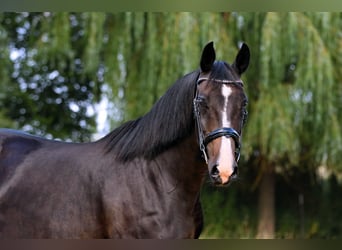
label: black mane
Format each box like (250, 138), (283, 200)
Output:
(102, 70), (200, 161)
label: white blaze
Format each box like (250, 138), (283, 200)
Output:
(217, 85), (235, 183)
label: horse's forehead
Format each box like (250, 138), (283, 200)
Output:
(197, 81), (221, 96)
(197, 82), (243, 100)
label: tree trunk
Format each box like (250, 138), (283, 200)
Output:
(256, 164), (275, 239)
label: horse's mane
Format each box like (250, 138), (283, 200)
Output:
(101, 70), (200, 162)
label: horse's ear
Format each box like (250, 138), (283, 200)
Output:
(200, 41), (216, 72)
(232, 43), (250, 75)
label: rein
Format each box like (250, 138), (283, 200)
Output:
(193, 76), (243, 164)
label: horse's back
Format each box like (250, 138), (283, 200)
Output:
(0, 129), (43, 184)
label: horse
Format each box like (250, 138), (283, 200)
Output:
(0, 41), (250, 238)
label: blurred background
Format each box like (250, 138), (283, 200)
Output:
(0, 12), (341, 238)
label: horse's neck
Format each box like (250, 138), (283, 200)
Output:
(154, 132), (207, 198)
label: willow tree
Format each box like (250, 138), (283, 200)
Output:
(102, 13), (239, 123)
(237, 12), (342, 238)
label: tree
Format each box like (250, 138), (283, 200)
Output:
(105, 13), (239, 122)
(0, 13), (107, 141)
(237, 12), (342, 238)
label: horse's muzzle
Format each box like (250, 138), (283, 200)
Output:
(210, 163), (238, 186)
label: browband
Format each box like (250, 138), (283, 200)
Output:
(197, 77), (244, 86)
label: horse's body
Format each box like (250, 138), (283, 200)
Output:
(0, 42), (250, 238)
(0, 73), (205, 238)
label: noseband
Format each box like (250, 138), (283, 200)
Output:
(193, 76), (243, 164)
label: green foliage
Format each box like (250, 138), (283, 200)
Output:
(200, 182), (258, 238)
(238, 13), (342, 172)
(113, 13), (238, 121)
(201, 166), (342, 239)
(0, 13), (103, 141)
(0, 14), (11, 105)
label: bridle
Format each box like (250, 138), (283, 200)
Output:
(193, 76), (243, 164)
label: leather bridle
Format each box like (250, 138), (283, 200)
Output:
(193, 76), (243, 164)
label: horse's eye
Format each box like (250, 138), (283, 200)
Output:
(196, 97), (209, 110)
(196, 96), (205, 102)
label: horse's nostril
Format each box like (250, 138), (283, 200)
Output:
(210, 164), (223, 184)
(210, 164), (220, 178)
(210, 164), (238, 185)
(230, 166), (238, 180)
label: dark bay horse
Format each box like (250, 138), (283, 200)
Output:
(0, 42), (250, 238)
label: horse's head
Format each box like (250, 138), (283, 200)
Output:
(194, 42), (250, 186)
